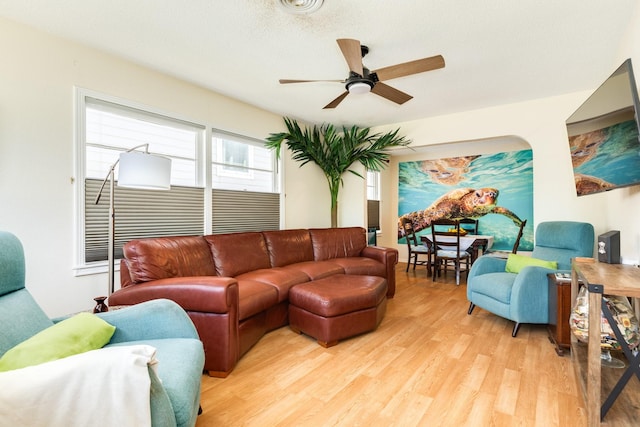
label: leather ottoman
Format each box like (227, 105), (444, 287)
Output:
(288, 274), (388, 347)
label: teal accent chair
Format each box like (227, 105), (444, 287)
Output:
(467, 221), (594, 337)
(0, 231), (205, 427)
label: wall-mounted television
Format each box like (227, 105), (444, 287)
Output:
(566, 58), (640, 196)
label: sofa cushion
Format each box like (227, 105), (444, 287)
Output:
(289, 274), (387, 317)
(281, 260), (345, 280)
(236, 280), (279, 321)
(262, 229), (314, 267)
(469, 272), (517, 304)
(236, 268), (309, 302)
(330, 257), (386, 278)
(205, 232), (271, 277)
(124, 236), (216, 283)
(309, 227), (367, 261)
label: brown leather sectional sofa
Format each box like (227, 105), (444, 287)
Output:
(108, 227), (398, 377)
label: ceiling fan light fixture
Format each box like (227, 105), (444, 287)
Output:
(277, 0), (324, 14)
(347, 81), (372, 95)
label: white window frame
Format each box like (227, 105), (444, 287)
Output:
(74, 88), (283, 276)
(74, 88), (207, 275)
(211, 129), (279, 193)
(366, 171), (381, 231)
(367, 170), (381, 201)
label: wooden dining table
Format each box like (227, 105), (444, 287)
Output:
(420, 234), (494, 264)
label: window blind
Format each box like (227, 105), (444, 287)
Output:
(367, 199), (380, 230)
(85, 178), (204, 262)
(212, 189), (280, 234)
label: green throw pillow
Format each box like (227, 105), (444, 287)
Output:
(0, 312), (115, 372)
(505, 253), (558, 274)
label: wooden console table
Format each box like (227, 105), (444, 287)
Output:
(571, 259), (640, 426)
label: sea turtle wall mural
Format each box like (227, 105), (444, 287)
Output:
(398, 149), (534, 251)
(568, 117), (640, 196)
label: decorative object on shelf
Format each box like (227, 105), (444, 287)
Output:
(94, 144), (171, 297)
(266, 117), (410, 227)
(570, 285), (640, 368)
(92, 296), (109, 313)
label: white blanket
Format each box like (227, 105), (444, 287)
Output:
(0, 344), (158, 427)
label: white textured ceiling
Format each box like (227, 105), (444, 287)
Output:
(0, 0), (637, 127)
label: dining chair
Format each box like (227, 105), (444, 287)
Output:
(510, 219), (527, 253)
(459, 218), (479, 258)
(400, 218), (432, 275)
(459, 218), (479, 234)
(431, 219), (471, 285)
(485, 218), (528, 257)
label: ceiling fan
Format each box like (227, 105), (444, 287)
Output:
(279, 38), (445, 109)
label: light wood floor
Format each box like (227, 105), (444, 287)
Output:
(197, 263), (589, 426)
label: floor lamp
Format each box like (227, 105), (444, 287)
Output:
(94, 144), (171, 303)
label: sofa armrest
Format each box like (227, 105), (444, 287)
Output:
(109, 277), (240, 377)
(361, 245), (398, 265)
(361, 246), (399, 297)
(108, 276), (238, 314)
(468, 255), (507, 280)
(97, 298), (199, 343)
(509, 265), (557, 323)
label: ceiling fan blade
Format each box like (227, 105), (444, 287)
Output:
(279, 79), (345, 84)
(336, 39), (364, 76)
(323, 91), (349, 109)
(371, 82), (413, 105)
(374, 55), (445, 81)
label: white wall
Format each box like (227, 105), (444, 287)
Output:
(0, 17), (288, 316)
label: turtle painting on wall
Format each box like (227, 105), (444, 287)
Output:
(564, 59), (640, 197)
(567, 109), (640, 196)
(398, 150), (533, 252)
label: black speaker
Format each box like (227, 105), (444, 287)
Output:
(598, 230), (620, 264)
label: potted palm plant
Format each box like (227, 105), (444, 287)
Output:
(266, 117), (411, 227)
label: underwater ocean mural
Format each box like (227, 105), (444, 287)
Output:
(398, 150), (534, 252)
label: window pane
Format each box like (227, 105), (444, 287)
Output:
(223, 139), (249, 167)
(367, 171), (380, 200)
(212, 135), (276, 193)
(86, 102), (200, 187)
(83, 96), (205, 264)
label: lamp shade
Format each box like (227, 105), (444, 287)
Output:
(117, 151), (171, 190)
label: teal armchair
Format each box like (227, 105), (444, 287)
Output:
(467, 221), (594, 336)
(0, 231), (204, 427)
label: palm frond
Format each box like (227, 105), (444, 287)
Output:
(265, 117), (411, 226)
